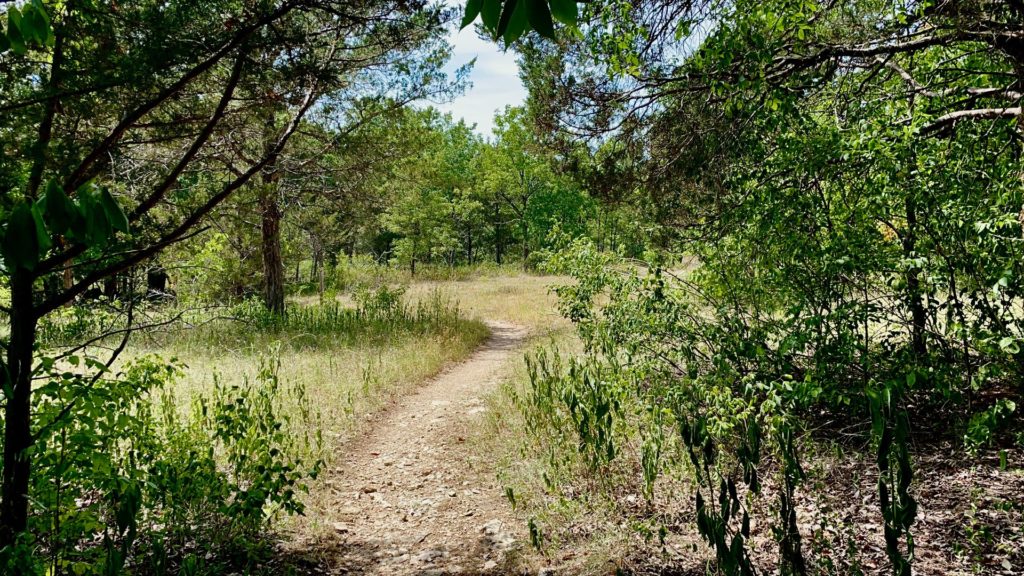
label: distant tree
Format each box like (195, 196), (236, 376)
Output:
(482, 106), (555, 266)
(382, 110), (483, 272)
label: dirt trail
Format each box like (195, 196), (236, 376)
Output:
(320, 321), (531, 575)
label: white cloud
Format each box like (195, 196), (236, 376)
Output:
(431, 26), (526, 137)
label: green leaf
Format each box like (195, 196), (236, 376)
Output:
(499, 0), (529, 44)
(78, 188), (112, 246)
(999, 336), (1019, 355)
(22, 6), (48, 45)
(99, 187), (130, 234)
(3, 202), (41, 270)
(549, 0), (578, 25)
(31, 0), (51, 30)
(7, 8), (27, 54)
(526, 0), (555, 39)
(30, 203), (51, 254)
(496, 0), (518, 38)
(461, 0), (483, 29)
(481, 0), (502, 30)
(42, 180), (83, 237)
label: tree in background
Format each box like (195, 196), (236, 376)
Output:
(249, 36), (464, 313)
(481, 106), (558, 266)
(383, 110), (484, 273)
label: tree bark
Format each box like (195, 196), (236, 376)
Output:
(494, 202), (502, 265)
(1, 271), (38, 545)
(521, 218), (529, 268)
(260, 185), (285, 315)
(904, 196), (927, 360)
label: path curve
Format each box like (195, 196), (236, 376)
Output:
(320, 321), (530, 575)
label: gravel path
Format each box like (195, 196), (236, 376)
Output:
(320, 321), (530, 575)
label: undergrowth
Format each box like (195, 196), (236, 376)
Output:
(3, 353), (323, 575)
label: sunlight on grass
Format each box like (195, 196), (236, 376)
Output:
(405, 272), (569, 332)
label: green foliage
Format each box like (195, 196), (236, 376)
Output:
(224, 286), (467, 348)
(507, 0), (1024, 572)
(3, 352), (323, 574)
(2, 180), (129, 272)
(36, 300), (120, 347)
(965, 400), (1018, 453)
(0, 0), (504, 564)
(0, 0), (52, 55)
(462, 0), (578, 42)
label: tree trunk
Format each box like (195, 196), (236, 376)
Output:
(103, 276), (119, 299)
(903, 196), (927, 360)
(521, 218), (529, 268)
(494, 203), (502, 265)
(260, 186), (285, 315)
(61, 239), (74, 304)
(1, 271), (38, 545)
(318, 259), (325, 299)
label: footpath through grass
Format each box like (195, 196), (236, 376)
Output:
(26, 282), (491, 574)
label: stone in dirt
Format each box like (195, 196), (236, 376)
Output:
(415, 548), (445, 564)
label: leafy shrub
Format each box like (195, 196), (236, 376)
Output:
(965, 399), (1017, 452)
(520, 235), (1023, 574)
(36, 302), (120, 346)
(3, 352), (323, 574)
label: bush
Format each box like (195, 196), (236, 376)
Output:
(3, 352), (323, 574)
(37, 301), (120, 347)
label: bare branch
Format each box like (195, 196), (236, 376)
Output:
(920, 106), (1022, 135)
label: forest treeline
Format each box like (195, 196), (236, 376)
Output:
(168, 103), (644, 307)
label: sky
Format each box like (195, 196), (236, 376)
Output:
(431, 25), (527, 138)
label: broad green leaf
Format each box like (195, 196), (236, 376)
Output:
(22, 5), (49, 45)
(496, 0), (518, 39)
(3, 202), (41, 270)
(461, 0), (483, 29)
(30, 202), (51, 254)
(481, 0), (501, 30)
(7, 8), (27, 54)
(500, 0), (529, 44)
(526, 0), (555, 39)
(549, 0), (577, 25)
(31, 0), (51, 29)
(78, 188), (112, 246)
(99, 187), (130, 234)
(42, 180), (82, 237)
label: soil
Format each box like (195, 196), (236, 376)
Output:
(306, 321), (532, 575)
